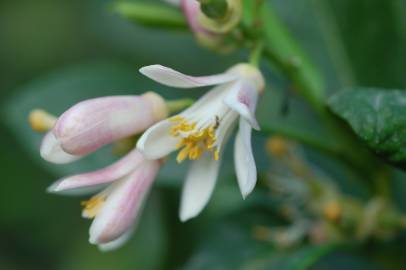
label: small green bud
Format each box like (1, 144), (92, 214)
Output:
(198, 0), (242, 34)
(199, 0), (228, 19)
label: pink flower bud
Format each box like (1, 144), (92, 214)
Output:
(40, 92), (167, 163)
(88, 159), (160, 246)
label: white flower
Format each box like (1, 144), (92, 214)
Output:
(137, 63), (265, 221)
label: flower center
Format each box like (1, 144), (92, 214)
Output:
(169, 115), (220, 163)
(81, 195), (106, 219)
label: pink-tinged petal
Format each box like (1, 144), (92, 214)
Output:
(136, 120), (178, 159)
(223, 80), (260, 130)
(98, 228), (134, 252)
(47, 149), (144, 193)
(40, 132), (81, 164)
(180, 0), (207, 34)
(89, 160), (160, 245)
(139, 65), (237, 88)
(234, 119), (257, 199)
(54, 93), (167, 156)
(179, 153), (221, 221)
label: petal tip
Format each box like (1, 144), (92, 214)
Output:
(46, 182), (61, 193)
(40, 132), (79, 164)
(179, 211), (196, 222)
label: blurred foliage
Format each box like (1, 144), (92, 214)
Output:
(1, 0), (406, 269)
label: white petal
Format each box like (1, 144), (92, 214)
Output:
(89, 160), (159, 245)
(40, 132), (81, 164)
(139, 65), (237, 88)
(234, 119), (257, 199)
(223, 80), (260, 130)
(136, 120), (178, 159)
(179, 153), (221, 221)
(47, 149), (144, 193)
(97, 228), (134, 252)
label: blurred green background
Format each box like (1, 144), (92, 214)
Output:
(1, 0), (406, 269)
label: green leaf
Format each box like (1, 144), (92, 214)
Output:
(247, 244), (337, 270)
(113, 1), (187, 30)
(328, 88), (406, 170)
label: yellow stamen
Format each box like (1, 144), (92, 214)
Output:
(170, 116), (220, 162)
(81, 195), (106, 219)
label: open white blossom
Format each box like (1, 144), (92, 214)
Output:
(137, 63), (265, 221)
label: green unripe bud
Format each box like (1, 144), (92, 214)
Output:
(199, 0), (228, 19)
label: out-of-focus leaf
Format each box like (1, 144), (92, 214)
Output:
(247, 244), (337, 270)
(328, 0), (406, 88)
(113, 1), (187, 30)
(181, 215), (337, 270)
(329, 88), (406, 170)
(261, 2), (325, 111)
(312, 251), (381, 270)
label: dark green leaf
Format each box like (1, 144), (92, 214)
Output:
(328, 88), (406, 170)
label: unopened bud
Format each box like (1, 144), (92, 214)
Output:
(323, 201), (342, 223)
(198, 0), (242, 33)
(266, 136), (289, 157)
(199, 0), (228, 19)
(29, 109), (57, 132)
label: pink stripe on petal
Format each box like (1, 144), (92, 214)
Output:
(139, 65), (237, 88)
(54, 94), (163, 156)
(223, 80), (260, 130)
(48, 149), (145, 193)
(89, 160), (160, 244)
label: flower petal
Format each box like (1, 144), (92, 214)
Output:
(234, 119), (257, 199)
(139, 65), (237, 88)
(180, 0), (207, 34)
(54, 93), (166, 156)
(97, 228), (134, 252)
(136, 120), (178, 159)
(223, 80), (260, 130)
(40, 132), (81, 164)
(89, 160), (160, 245)
(47, 149), (144, 193)
(179, 153), (221, 221)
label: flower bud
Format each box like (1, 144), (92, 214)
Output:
(198, 0), (242, 34)
(88, 160), (160, 246)
(41, 92), (168, 164)
(181, 0), (241, 52)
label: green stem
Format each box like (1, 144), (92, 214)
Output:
(249, 41), (264, 67)
(166, 98), (195, 114)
